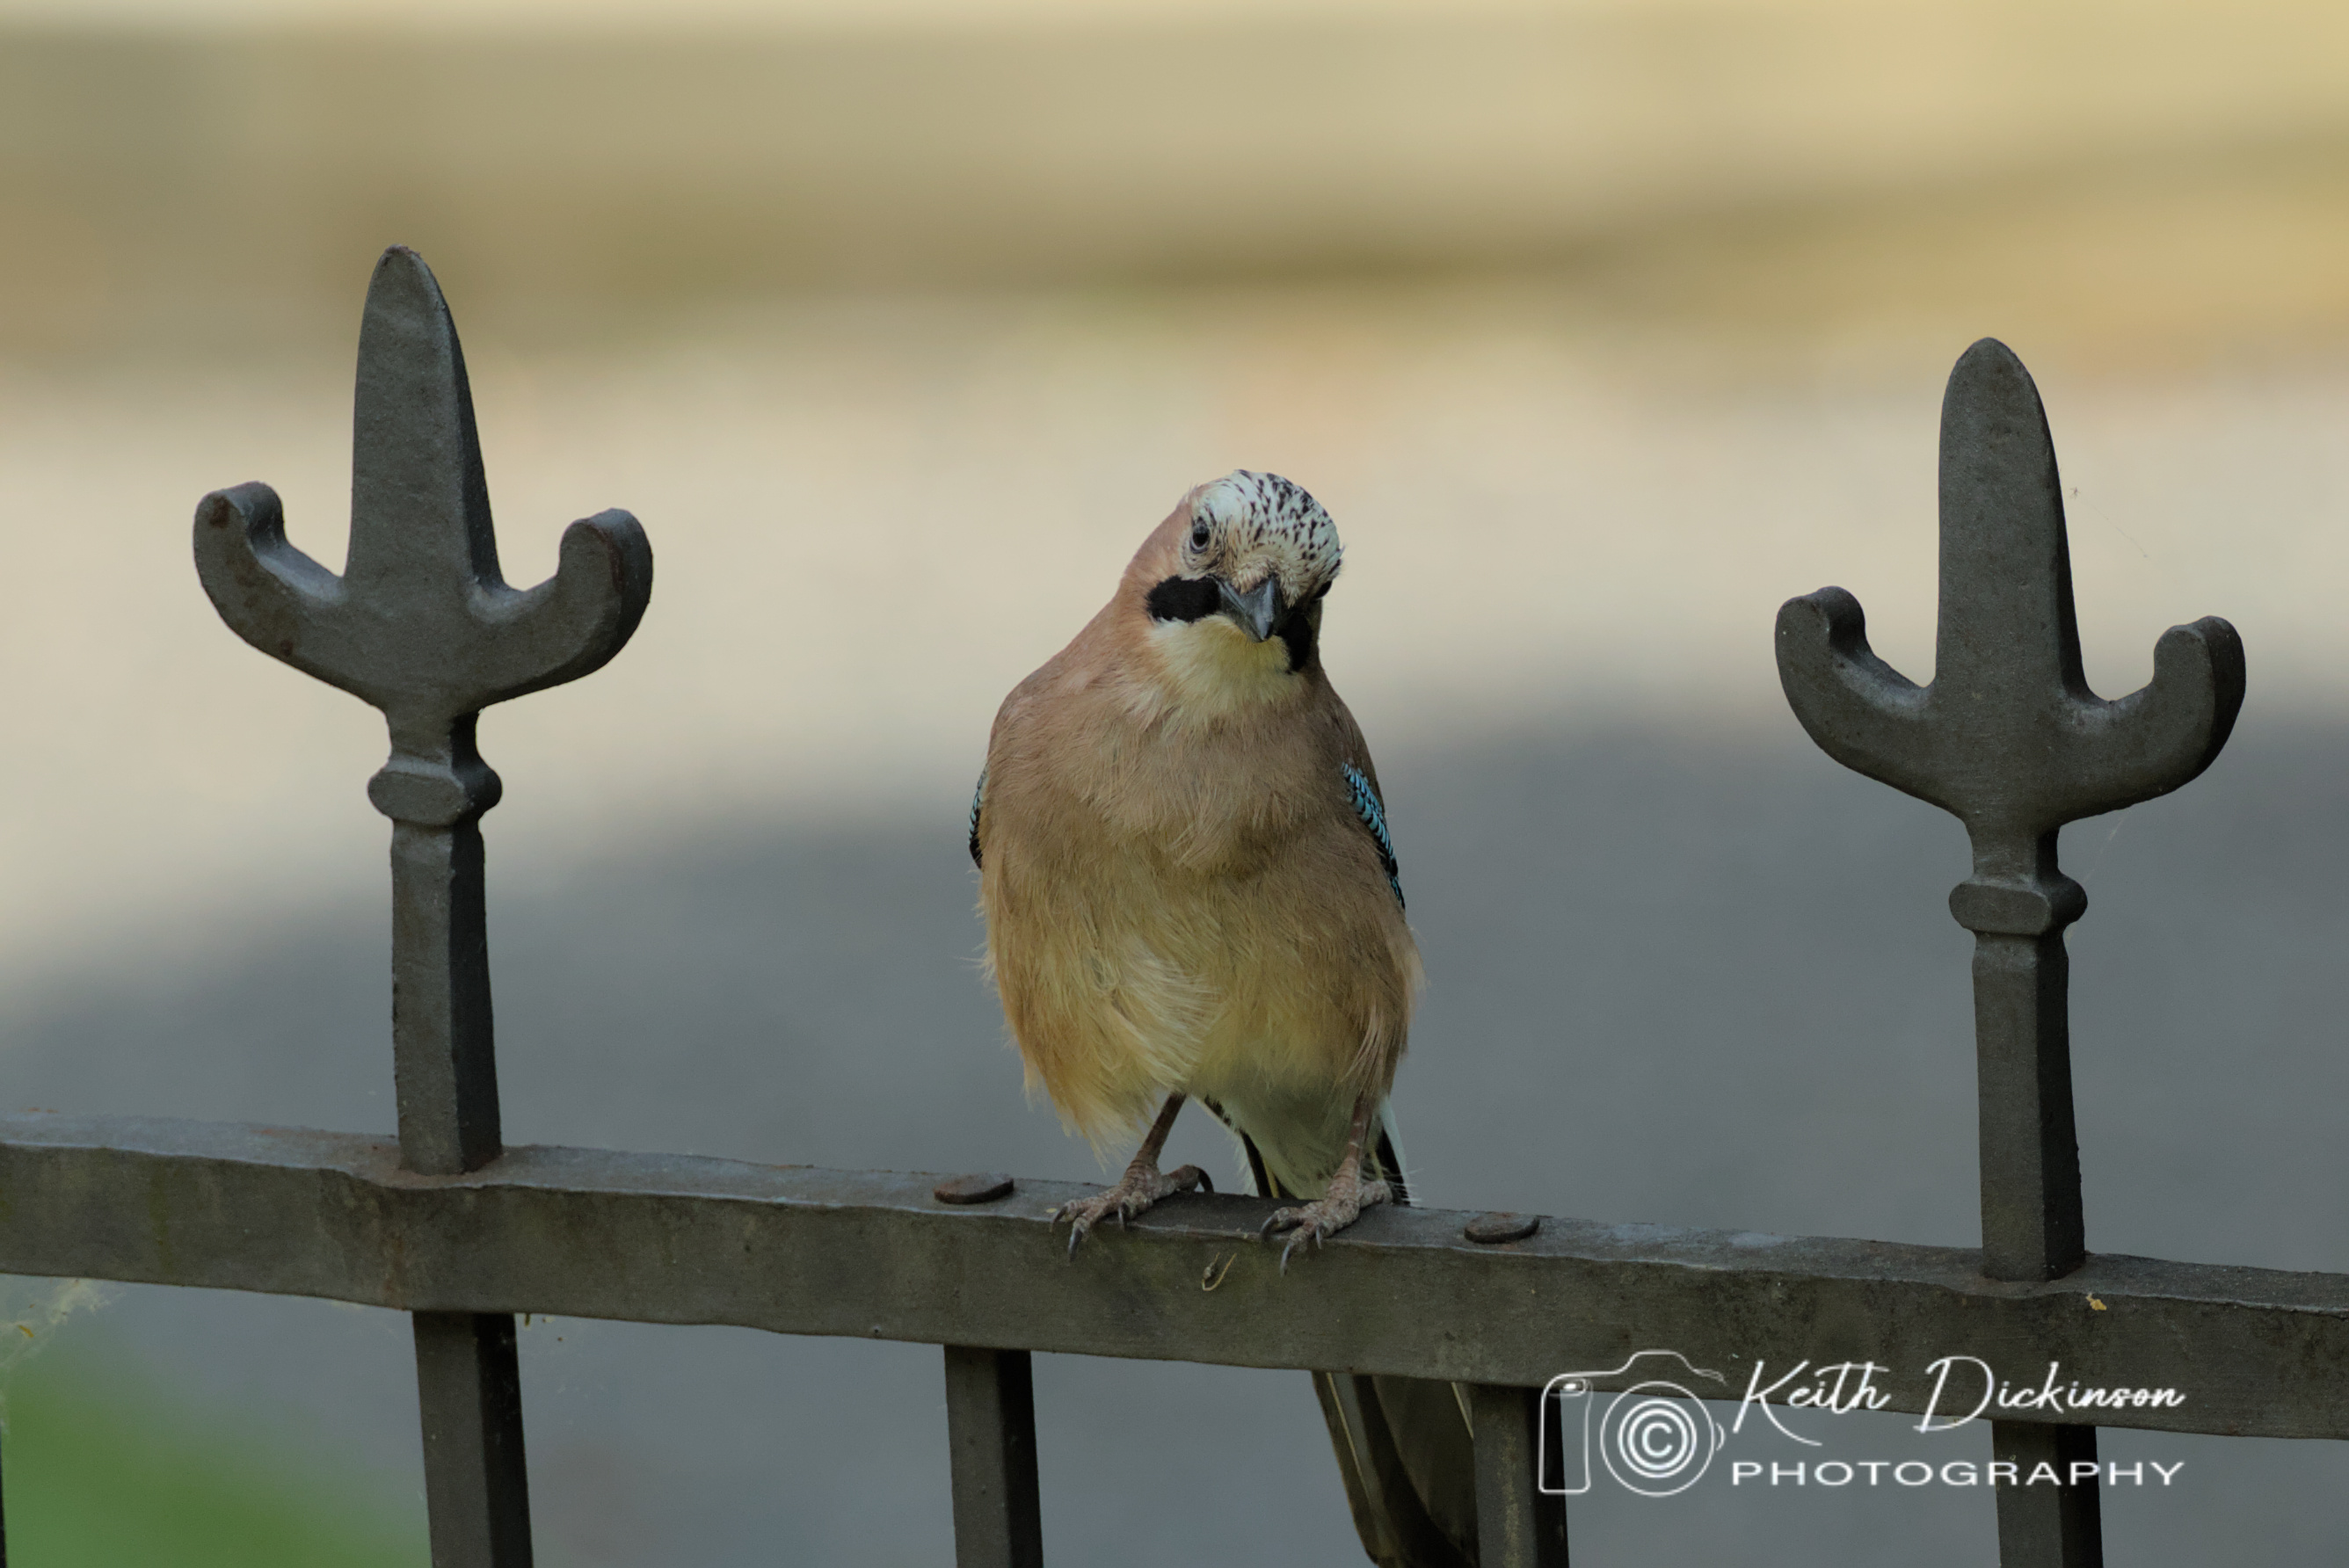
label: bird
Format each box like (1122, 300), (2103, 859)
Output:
(969, 470), (1479, 1567)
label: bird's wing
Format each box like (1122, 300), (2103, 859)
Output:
(967, 765), (987, 869)
(1341, 761), (1405, 911)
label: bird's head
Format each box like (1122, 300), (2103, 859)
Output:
(1133, 471), (1342, 706)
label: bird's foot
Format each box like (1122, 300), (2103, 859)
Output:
(1262, 1174), (1393, 1272)
(1052, 1161), (1211, 1258)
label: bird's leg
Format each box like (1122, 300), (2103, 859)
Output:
(1051, 1093), (1212, 1259)
(1262, 1093), (1393, 1272)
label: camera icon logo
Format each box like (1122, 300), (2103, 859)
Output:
(1539, 1350), (1729, 1498)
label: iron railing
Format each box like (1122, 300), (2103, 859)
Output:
(0, 247), (2319, 1568)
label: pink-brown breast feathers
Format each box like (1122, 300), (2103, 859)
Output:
(978, 638), (1417, 1148)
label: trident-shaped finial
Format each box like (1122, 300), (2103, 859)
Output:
(195, 247), (653, 831)
(1778, 339), (2244, 932)
(194, 247), (654, 1180)
(195, 246), (648, 1568)
(1777, 338), (2244, 1301)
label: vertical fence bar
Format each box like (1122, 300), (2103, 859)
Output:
(388, 783), (503, 1175)
(1469, 1385), (1567, 1568)
(1995, 1423), (2104, 1564)
(383, 734), (533, 1567)
(943, 1347), (1044, 1568)
(414, 1311), (535, 1566)
(1777, 338), (2244, 1568)
(195, 246), (651, 1568)
(1966, 923), (2083, 1281)
(1969, 914), (2094, 1563)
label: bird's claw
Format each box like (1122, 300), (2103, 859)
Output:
(1052, 1163), (1208, 1259)
(1260, 1177), (1393, 1274)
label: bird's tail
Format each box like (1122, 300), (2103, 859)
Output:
(1238, 1108), (1480, 1568)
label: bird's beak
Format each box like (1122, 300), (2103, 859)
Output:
(1216, 575), (1286, 642)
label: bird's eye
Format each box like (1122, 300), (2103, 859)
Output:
(1189, 520), (1211, 550)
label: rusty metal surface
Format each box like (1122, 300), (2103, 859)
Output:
(935, 1173), (1017, 1206)
(2, 1112), (2340, 1442)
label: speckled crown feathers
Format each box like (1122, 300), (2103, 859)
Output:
(1192, 470), (1342, 593)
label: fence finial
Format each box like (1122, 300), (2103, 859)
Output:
(193, 245), (653, 1174)
(1778, 335), (2244, 1284)
(1778, 339), (2243, 897)
(1778, 337), (2244, 1568)
(193, 245), (652, 1568)
(195, 246), (652, 830)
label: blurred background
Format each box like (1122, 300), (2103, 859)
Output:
(2, 0), (2346, 1562)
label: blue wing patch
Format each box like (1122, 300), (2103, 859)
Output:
(968, 766), (987, 869)
(1342, 762), (1404, 910)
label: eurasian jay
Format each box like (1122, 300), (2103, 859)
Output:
(970, 473), (1478, 1566)
(970, 469), (1418, 1260)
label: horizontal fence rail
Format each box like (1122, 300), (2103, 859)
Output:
(4, 1113), (2342, 1442)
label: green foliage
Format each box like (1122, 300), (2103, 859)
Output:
(3, 1353), (423, 1568)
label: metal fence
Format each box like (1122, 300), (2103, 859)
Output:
(0, 246), (2325, 1568)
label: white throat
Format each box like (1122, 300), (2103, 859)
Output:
(1143, 616), (1303, 722)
